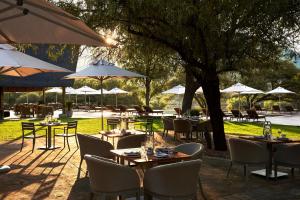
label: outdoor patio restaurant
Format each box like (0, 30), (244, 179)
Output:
(1, 1), (300, 200)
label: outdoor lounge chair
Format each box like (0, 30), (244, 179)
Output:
(230, 109), (248, 121)
(274, 144), (300, 178)
(227, 137), (268, 179)
(285, 105), (295, 113)
(202, 108), (210, 118)
(85, 154), (140, 200)
(77, 134), (114, 179)
(246, 109), (266, 121)
(143, 105), (164, 115)
(143, 159), (205, 200)
(106, 118), (121, 130)
(222, 110), (233, 120)
(272, 105), (281, 112)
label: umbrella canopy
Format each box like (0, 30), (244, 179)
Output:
(0, 44), (71, 76)
(221, 82), (257, 93)
(266, 87), (295, 94)
(195, 87), (203, 93)
(241, 88), (264, 94)
(66, 60), (145, 79)
(65, 59), (145, 130)
(66, 87), (76, 94)
(45, 87), (62, 93)
(87, 88), (109, 95)
(76, 86), (97, 94)
(162, 85), (185, 95)
(0, 0), (106, 46)
(108, 87), (129, 94)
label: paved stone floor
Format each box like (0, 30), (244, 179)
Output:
(1, 132), (300, 200)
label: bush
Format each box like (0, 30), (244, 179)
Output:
(189, 109), (200, 116)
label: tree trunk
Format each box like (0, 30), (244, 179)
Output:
(145, 77), (151, 106)
(201, 68), (227, 151)
(182, 68), (201, 113)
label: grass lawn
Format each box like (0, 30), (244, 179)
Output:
(1, 118), (300, 141)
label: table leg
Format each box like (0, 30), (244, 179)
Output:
(38, 126), (60, 150)
(48, 126), (52, 148)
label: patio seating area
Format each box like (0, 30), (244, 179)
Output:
(1, 132), (300, 200)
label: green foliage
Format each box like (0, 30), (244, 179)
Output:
(16, 92), (40, 104)
(190, 109), (200, 116)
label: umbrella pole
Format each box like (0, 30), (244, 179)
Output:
(56, 93), (57, 104)
(76, 95), (77, 105)
(238, 93), (241, 120)
(116, 94), (118, 107)
(100, 78), (104, 130)
(85, 92), (87, 105)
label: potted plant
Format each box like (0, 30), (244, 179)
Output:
(66, 101), (73, 117)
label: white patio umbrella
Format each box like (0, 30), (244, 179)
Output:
(45, 87), (62, 103)
(65, 60), (145, 130)
(0, 0), (106, 46)
(0, 44), (71, 77)
(266, 86), (295, 104)
(222, 82), (259, 115)
(65, 87), (76, 101)
(241, 88), (265, 108)
(162, 85), (185, 107)
(76, 86), (97, 105)
(0, 0), (106, 173)
(108, 87), (129, 107)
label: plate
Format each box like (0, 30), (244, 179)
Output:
(154, 152), (169, 158)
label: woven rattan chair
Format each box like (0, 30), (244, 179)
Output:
(77, 134), (114, 179)
(85, 154), (140, 200)
(143, 159), (205, 200)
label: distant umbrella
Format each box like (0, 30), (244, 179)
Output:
(108, 87), (129, 107)
(222, 83), (260, 115)
(266, 86), (295, 104)
(162, 85), (186, 107)
(76, 86), (97, 105)
(45, 87), (62, 103)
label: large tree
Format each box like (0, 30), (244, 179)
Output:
(64, 0), (300, 150)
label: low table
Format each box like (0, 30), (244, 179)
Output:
(239, 136), (300, 179)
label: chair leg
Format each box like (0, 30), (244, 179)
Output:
(198, 177), (207, 200)
(274, 164), (278, 180)
(166, 130), (169, 137)
(291, 168), (295, 176)
(89, 192), (94, 200)
(66, 137), (70, 150)
(136, 189), (140, 200)
(63, 137), (66, 149)
(32, 138), (35, 153)
(226, 162), (232, 178)
(77, 158), (83, 179)
(20, 136), (24, 151)
(75, 135), (79, 148)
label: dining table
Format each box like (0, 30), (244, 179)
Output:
(111, 147), (191, 171)
(239, 135), (300, 178)
(36, 122), (67, 150)
(100, 129), (146, 146)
